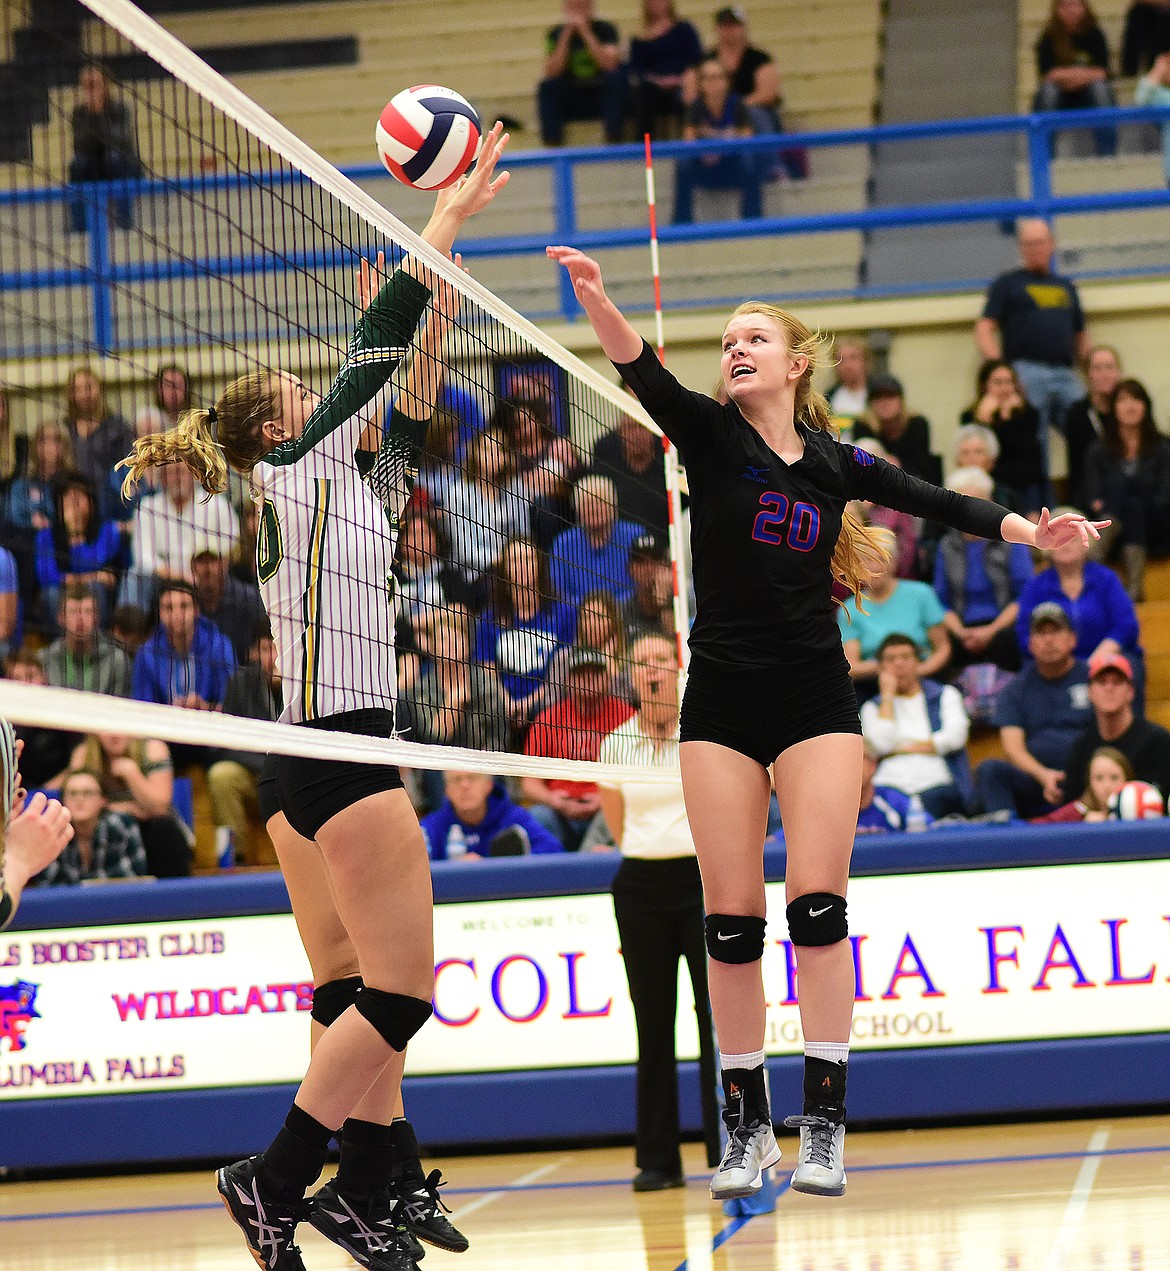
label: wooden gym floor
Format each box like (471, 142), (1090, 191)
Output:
(3, 1114), (1169, 1270)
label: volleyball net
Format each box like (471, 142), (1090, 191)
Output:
(0, 0), (689, 793)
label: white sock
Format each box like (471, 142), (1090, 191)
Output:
(720, 1049), (765, 1071)
(805, 1041), (849, 1065)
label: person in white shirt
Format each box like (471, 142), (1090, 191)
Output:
(120, 456), (238, 610)
(598, 632), (719, 1193)
(860, 631), (971, 819)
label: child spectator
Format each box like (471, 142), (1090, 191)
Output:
(422, 770), (564, 860)
(537, 0), (627, 145)
(62, 366), (133, 518)
(960, 360), (1047, 513)
(1032, 745), (1134, 822)
(44, 581), (132, 697)
(132, 580), (235, 710)
(37, 768), (146, 884)
(629, 0), (703, 138)
(34, 471), (122, 627)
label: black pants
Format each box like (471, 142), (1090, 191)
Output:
(611, 855), (719, 1174)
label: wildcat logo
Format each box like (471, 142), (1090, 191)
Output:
(0, 980), (40, 1053)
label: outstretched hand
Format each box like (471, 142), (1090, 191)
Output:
(357, 249), (386, 312)
(546, 245), (608, 309)
(1033, 507), (1111, 550)
(435, 122), (511, 222)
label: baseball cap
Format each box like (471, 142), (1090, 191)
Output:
(714, 5), (746, 24)
(1029, 601), (1073, 633)
(868, 372), (904, 399)
(629, 533), (667, 563)
(564, 648), (610, 675)
(1088, 652), (1134, 683)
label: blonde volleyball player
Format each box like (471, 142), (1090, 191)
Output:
(122, 125), (509, 1271)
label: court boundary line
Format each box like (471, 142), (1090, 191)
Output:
(3, 1139), (1168, 1225)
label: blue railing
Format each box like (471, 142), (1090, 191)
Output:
(3, 104), (1169, 356)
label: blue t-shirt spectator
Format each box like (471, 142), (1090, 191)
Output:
(132, 614), (235, 707)
(0, 545), (21, 659)
(549, 518), (644, 607)
(34, 520), (122, 592)
(837, 578), (947, 661)
(991, 658), (1092, 770)
(1015, 562), (1141, 663)
(422, 783), (564, 860)
(857, 786), (933, 834)
(473, 600), (576, 704)
(933, 539), (1035, 625)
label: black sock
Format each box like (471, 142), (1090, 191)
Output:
(260, 1104), (335, 1201)
(803, 1056), (847, 1125)
(721, 1065), (770, 1130)
(388, 1116), (425, 1185)
(336, 1118), (394, 1202)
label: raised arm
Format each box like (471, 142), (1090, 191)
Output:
(545, 246), (642, 362)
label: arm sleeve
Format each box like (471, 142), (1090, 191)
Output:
(843, 447), (1010, 539)
(266, 271), (433, 470)
(612, 339), (723, 461)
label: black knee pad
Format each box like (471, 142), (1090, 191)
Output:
(705, 913), (767, 964)
(355, 987), (434, 1051)
(311, 975), (363, 1027)
(786, 892), (848, 946)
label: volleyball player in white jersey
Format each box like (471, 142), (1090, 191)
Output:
(121, 125), (509, 1271)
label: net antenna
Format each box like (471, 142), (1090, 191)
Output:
(1, 0), (686, 786)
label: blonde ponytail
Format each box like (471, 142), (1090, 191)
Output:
(118, 369), (279, 500)
(730, 301), (894, 603)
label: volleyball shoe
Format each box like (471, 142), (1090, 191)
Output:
(784, 1115), (847, 1196)
(216, 1156), (309, 1271)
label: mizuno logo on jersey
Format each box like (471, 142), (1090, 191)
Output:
(741, 465), (769, 483)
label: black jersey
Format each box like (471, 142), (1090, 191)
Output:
(616, 340), (1011, 671)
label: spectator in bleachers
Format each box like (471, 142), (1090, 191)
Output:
(230, 497), (259, 588)
(0, 543), (19, 664)
(135, 364), (191, 439)
(960, 360), (1047, 513)
(700, 6), (780, 134)
(110, 603), (150, 660)
(629, 0), (703, 139)
(1064, 344), (1122, 504)
(545, 588), (632, 706)
(68, 731), (192, 877)
(952, 425), (1020, 513)
(934, 467), (1034, 674)
(498, 395), (580, 549)
(1135, 51), (1170, 185)
(208, 620), (282, 869)
(2, 650), (77, 789)
(44, 581), (132, 697)
(1061, 652), (1170, 800)
(68, 64), (142, 234)
(121, 457), (238, 610)
(1031, 745), (1134, 822)
(521, 648), (636, 849)
(590, 405), (669, 541)
(62, 367), (133, 519)
(474, 536), (576, 724)
(839, 529), (952, 694)
(1015, 519), (1145, 699)
(190, 543), (264, 663)
(439, 426), (528, 584)
(394, 504), (482, 654)
(132, 579), (235, 710)
(404, 606), (511, 752)
(34, 471), (122, 628)
(37, 769), (146, 885)
(854, 374), (942, 484)
(1033, 0), (1117, 156)
(550, 473), (644, 605)
(5, 420), (71, 537)
(672, 56), (762, 224)
(1123, 0), (1170, 76)
(826, 338), (871, 430)
(537, 0), (627, 146)
(860, 633), (972, 819)
(416, 408), (463, 507)
(976, 219), (1088, 479)
(974, 602), (1091, 819)
(1080, 378), (1170, 600)
(855, 744), (933, 834)
(623, 532), (674, 641)
(422, 770), (564, 860)
(851, 439), (919, 579)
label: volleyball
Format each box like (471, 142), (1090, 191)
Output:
(1109, 780), (1165, 820)
(376, 85), (482, 190)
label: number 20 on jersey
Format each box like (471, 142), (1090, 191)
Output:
(751, 491), (821, 551)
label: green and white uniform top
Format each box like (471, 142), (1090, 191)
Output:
(254, 269), (432, 725)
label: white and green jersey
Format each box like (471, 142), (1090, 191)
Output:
(254, 270), (431, 724)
